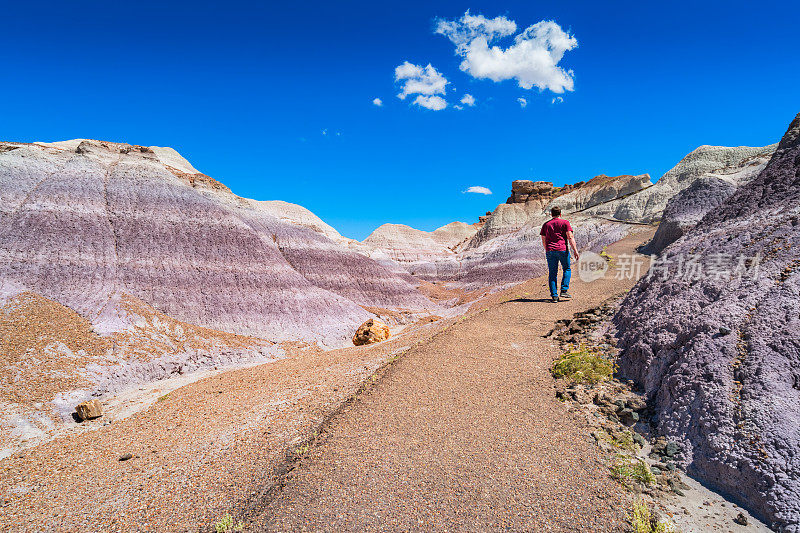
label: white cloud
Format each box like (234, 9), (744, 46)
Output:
(395, 61), (448, 100)
(463, 186), (493, 195)
(322, 129), (328, 135)
(436, 11), (578, 94)
(460, 93), (476, 106)
(454, 105), (464, 110)
(373, 97), (383, 106)
(517, 97), (527, 108)
(436, 13), (517, 53)
(413, 95), (447, 111)
(552, 96), (563, 104)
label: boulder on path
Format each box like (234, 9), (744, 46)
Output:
(352, 318), (390, 346)
(75, 399), (103, 420)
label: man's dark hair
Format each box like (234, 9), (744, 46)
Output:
(551, 206), (561, 217)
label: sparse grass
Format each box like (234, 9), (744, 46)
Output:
(600, 246), (616, 270)
(611, 455), (656, 487)
(551, 345), (614, 384)
(294, 443), (310, 456)
(597, 429), (638, 452)
(629, 498), (676, 533)
(157, 393), (170, 402)
(214, 513), (244, 533)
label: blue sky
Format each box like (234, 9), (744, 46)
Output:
(2, 1), (798, 240)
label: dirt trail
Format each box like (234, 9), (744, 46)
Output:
(247, 231), (654, 532)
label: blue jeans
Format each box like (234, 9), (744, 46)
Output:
(546, 250), (571, 298)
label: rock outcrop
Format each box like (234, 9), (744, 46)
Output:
(352, 318), (390, 346)
(545, 174), (652, 214)
(506, 180), (554, 203)
(643, 145), (776, 253)
(645, 176), (736, 254)
(614, 113), (800, 530)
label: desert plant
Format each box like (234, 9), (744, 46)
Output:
(214, 513), (244, 533)
(611, 455), (656, 487)
(629, 497), (676, 533)
(599, 246), (616, 269)
(597, 429), (639, 452)
(551, 345), (614, 384)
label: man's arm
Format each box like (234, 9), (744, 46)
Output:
(566, 231), (580, 260)
(541, 235), (548, 250)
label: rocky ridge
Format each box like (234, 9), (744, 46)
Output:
(615, 113), (800, 530)
(645, 145), (777, 253)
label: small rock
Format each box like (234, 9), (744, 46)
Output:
(75, 399), (103, 421)
(625, 396), (647, 411)
(593, 392), (611, 406)
(733, 512), (748, 526)
(652, 437), (667, 452)
(664, 441), (680, 457)
(632, 433), (646, 447)
(651, 466), (662, 475)
(719, 326), (732, 336)
(570, 388), (591, 404)
(619, 408), (639, 425)
(568, 321), (583, 334)
(118, 453), (133, 461)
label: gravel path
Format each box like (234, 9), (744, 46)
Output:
(248, 232), (654, 532)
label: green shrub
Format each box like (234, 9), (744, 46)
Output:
(215, 513), (243, 533)
(611, 455), (656, 487)
(552, 345), (614, 384)
(629, 497), (676, 533)
(597, 429), (639, 452)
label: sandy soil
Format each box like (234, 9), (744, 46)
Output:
(658, 472), (771, 532)
(0, 316), (452, 531)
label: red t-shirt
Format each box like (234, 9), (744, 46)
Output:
(540, 217), (573, 251)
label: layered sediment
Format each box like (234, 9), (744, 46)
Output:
(615, 113), (800, 530)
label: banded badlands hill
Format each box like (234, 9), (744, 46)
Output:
(616, 113), (800, 531)
(0, 139), (437, 456)
(0, 127), (789, 529)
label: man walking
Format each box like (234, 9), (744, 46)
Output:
(540, 206), (580, 303)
